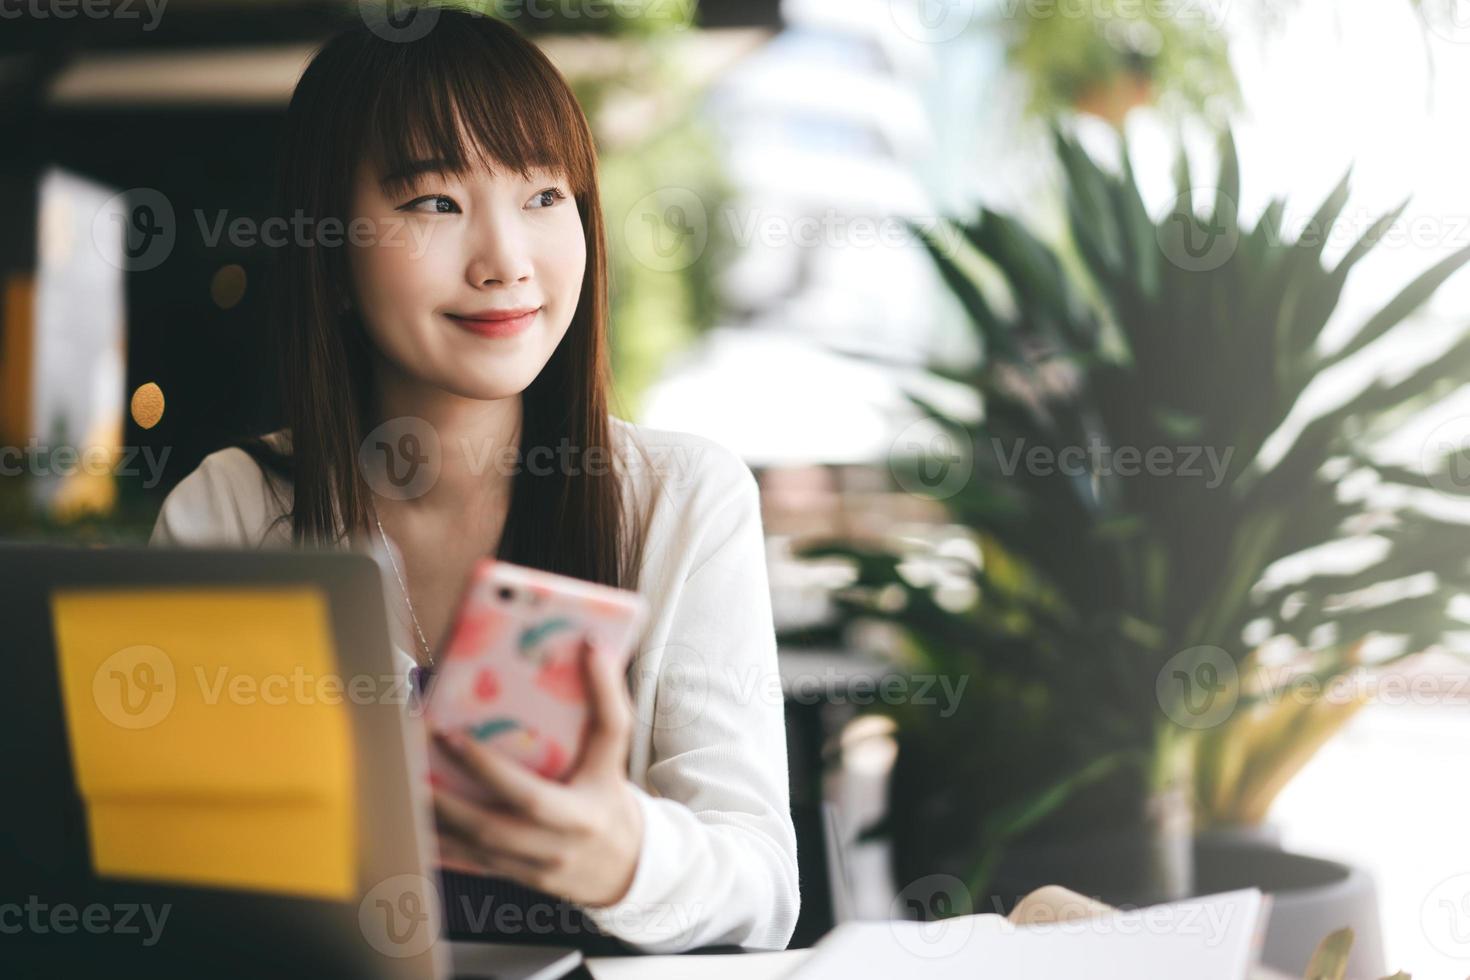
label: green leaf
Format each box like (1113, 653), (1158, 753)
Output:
(1171, 140), (1192, 215)
(963, 209), (1100, 351)
(965, 750), (1143, 897)
(911, 219), (1018, 360)
(1118, 139), (1161, 304)
(1056, 128), (1125, 277)
(1285, 199), (1411, 371)
(1304, 927), (1354, 980)
(1245, 328), (1470, 504)
(1317, 242), (1470, 374)
(1212, 127), (1240, 237)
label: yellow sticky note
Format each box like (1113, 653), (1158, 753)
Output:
(50, 586), (356, 901)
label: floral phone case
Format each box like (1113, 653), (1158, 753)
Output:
(423, 559), (647, 798)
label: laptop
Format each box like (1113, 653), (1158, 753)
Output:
(0, 541), (582, 980)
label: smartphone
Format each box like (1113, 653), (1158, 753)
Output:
(423, 559), (647, 798)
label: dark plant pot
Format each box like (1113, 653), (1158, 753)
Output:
(987, 835), (1383, 979)
(985, 825), (1189, 914)
(1195, 837), (1384, 980)
(983, 785), (1196, 912)
(1197, 821), (1285, 849)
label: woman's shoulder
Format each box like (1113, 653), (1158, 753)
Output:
(609, 416), (758, 513)
(148, 428), (293, 548)
(199, 428), (293, 494)
(608, 417), (766, 593)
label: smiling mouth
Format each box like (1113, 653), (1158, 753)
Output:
(445, 307), (542, 338)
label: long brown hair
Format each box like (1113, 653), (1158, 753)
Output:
(237, 6), (649, 590)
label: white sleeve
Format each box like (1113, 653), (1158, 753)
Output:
(147, 450), (263, 548)
(582, 461), (801, 952)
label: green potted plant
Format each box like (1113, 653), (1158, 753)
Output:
(795, 127), (1470, 975)
(995, 0), (1237, 124)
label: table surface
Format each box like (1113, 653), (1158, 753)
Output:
(584, 949), (1297, 980)
(585, 952), (1299, 980)
(585, 949), (810, 980)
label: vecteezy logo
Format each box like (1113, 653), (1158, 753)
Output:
(890, 417), (973, 500)
(359, 417), (442, 501)
(629, 643), (709, 733)
(93, 645), (176, 729)
(1156, 645), (1238, 730)
(623, 187), (708, 272)
(359, 0), (441, 42)
(889, 874), (978, 959)
(1420, 416), (1470, 499)
(94, 188), (176, 272)
(1422, 873), (1470, 959)
(1156, 190), (1239, 272)
(1419, 0), (1470, 43)
(359, 874), (441, 958)
(380, 436), (428, 487)
(890, 0), (978, 44)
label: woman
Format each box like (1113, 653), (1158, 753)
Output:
(149, 7), (799, 955)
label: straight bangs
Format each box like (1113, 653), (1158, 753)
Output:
(361, 19), (598, 204)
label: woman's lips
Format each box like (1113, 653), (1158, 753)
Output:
(445, 307), (541, 338)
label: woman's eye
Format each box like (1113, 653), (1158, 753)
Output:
(400, 195), (458, 214)
(527, 187), (566, 210)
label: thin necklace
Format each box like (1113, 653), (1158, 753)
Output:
(374, 512), (434, 669)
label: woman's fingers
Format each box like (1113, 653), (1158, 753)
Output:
(434, 730), (571, 826)
(1007, 885), (1114, 925)
(435, 833), (493, 876)
(571, 638), (632, 780)
(436, 827), (545, 882)
(432, 788), (557, 869)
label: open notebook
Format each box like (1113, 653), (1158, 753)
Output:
(785, 889), (1266, 980)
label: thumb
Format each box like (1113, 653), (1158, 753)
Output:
(572, 637), (632, 780)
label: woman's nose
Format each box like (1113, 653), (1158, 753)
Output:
(465, 218), (534, 287)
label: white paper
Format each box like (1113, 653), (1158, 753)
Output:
(784, 889), (1265, 980)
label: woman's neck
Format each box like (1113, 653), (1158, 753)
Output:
(368, 358), (521, 518)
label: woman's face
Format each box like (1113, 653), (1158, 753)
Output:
(346, 154), (586, 400)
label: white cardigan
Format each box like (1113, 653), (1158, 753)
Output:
(148, 416), (800, 952)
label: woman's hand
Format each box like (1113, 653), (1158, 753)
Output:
(430, 638), (644, 909)
(1007, 886), (1114, 925)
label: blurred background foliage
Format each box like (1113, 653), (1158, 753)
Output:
(997, 0), (1237, 124)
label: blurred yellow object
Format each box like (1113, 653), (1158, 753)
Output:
(1195, 642), (1371, 828)
(130, 381), (165, 430)
(0, 272), (34, 447)
(49, 586), (356, 900)
(49, 410), (122, 522)
(210, 264), (247, 310)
